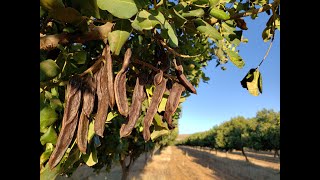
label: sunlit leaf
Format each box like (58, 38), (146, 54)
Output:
(106, 111), (118, 122)
(181, 8), (205, 18)
(108, 20), (132, 55)
(40, 125), (58, 145)
(258, 70), (263, 94)
(170, 8), (187, 27)
(209, 0), (220, 7)
(97, 0), (138, 19)
(40, 59), (61, 81)
(87, 120), (95, 143)
(82, 146), (98, 166)
(158, 96), (168, 113)
(40, 106), (58, 133)
(247, 69), (260, 96)
(131, 10), (164, 31)
(209, 7), (230, 20)
(151, 129), (169, 140)
(40, 143), (54, 166)
(164, 21), (178, 47)
(153, 113), (168, 129)
(195, 18), (223, 40)
(225, 49), (245, 68)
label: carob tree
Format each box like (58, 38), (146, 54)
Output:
(40, 0), (280, 179)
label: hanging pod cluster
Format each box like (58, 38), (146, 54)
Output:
(48, 45), (197, 169)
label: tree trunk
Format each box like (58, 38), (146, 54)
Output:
(241, 147), (249, 162)
(274, 149), (280, 159)
(120, 155), (133, 180)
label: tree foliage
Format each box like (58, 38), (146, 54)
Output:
(177, 108), (280, 158)
(40, 0), (280, 179)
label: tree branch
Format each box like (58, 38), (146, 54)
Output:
(132, 58), (178, 81)
(207, 0), (280, 25)
(40, 22), (114, 50)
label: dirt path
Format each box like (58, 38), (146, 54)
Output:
(129, 146), (221, 180)
(57, 146), (280, 180)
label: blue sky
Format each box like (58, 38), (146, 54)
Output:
(178, 13), (280, 134)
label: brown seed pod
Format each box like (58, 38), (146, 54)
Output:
(143, 71), (167, 141)
(94, 62), (109, 137)
(102, 44), (115, 109)
(175, 63), (197, 94)
(48, 75), (82, 169)
(77, 75), (96, 153)
(120, 73), (147, 138)
(164, 82), (185, 129)
(114, 48), (131, 117)
(235, 18), (248, 30)
(153, 70), (163, 85)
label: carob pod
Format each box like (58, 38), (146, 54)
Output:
(48, 75), (82, 169)
(120, 73), (147, 138)
(163, 82), (185, 129)
(77, 75), (96, 153)
(143, 70), (167, 141)
(102, 45), (115, 109)
(94, 61), (109, 137)
(174, 59), (197, 94)
(114, 48), (131, 117)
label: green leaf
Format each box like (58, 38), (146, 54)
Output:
(240, 68), (255, 89)
(258, 70), (263, 94)
(158, 96), (168, 113)
(40, 0), (65, 11)
(262, 26), (273, 42)
(246, 70), (260, 96)
(225, 49), (245, 68)
(40, 59), (61, 81)
(131, 10), (164, 31)
(49, 7), (82, 24)
(40, 143), (54, 166)
(73, 51), (87, 64)
(87, 120), (95, 143)
(209, 0), (220, 7)
(97, 0), (138, 19)
(82, 145), (98, 166)
(106, 111), (118, 122)
(170, 8), (187, 27)
(154, 113), (168, 129)
(164, 21), (178, 47)
(209, 7), (230, 20)
(40, 6), (46, 17)
(40, 106), (58, 133)
(173, 2), (188, 13)
(195, 18), (223, 40)
(40, 125), (58, 145)
(50, 98), (63, 111)
(151, 129), (170, 140)
(181, 8), (205, 18)
(72, 0), (100, 19)
(108, 20), (132, 55)
(150, 9), (165, 25)
(40, 162), (61, 180)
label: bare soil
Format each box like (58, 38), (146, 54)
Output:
(57, 146), (280, 180)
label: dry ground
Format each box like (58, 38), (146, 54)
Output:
(57, 146), (280, 180)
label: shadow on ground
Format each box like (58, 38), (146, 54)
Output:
(177, 146), (280, 180)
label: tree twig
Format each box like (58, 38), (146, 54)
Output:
(208, 0), (280, 25)
(40, 22), (114, 50)
(132, 58), (178, 81)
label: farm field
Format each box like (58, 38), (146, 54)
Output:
(57, 145), (280, 180)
